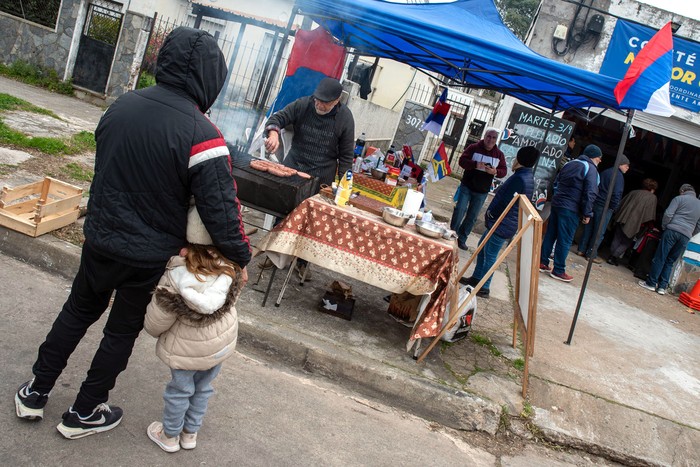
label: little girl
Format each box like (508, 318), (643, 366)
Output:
(144, 203), (243, 453)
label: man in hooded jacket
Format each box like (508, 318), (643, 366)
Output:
(14, 27), (251, 439)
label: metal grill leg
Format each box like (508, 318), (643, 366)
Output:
(261, 267), (277, 307)
(275, 257), (298, 307)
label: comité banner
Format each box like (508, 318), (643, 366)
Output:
(600, 19), (700, 113)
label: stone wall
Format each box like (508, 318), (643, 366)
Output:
(0, 1), (82, 77)
(1, 3), (152, 100)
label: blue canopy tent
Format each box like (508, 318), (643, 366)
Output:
(296, 0), (625, 113)
(292, 0), (668, 348)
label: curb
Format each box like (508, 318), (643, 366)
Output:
(0, 225), (502, 435)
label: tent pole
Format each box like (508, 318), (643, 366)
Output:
(531, 96), (558, 175)
(565, 109), (635, 345)
(245, 4), (298, 153)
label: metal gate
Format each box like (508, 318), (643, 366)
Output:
(73, 2), (123, 94)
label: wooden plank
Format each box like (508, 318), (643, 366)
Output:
(47, 178), (82, 199)
(37, 194), (81, 218)
(1, 199), (38, 215)
(0, 211), (38, 236)
(0, 181), (42, 205)
(34, 210), (80, 236)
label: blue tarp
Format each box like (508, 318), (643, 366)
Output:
(297, 0), (625, 112)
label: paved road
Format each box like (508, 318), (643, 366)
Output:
(2, 251), (621, 466)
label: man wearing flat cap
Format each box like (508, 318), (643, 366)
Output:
(539, 144), (603, 282)
(576, 155), (630, 262)
(639, 183), (700, 295)
(264, 77), (355, 187)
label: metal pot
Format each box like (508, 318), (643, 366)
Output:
(371, 168), (387, 181)
(414, 220), (446, 238)
(382, 207), (411, 227)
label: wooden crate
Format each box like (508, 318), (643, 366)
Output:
(0, 177), (83, 237)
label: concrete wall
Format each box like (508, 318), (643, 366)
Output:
(108, 11), (152, 97)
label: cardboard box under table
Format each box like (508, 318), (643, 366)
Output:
(0, 177), (82, 237)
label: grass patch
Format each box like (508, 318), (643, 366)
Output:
(521, 401), (534, 419)
(0, 93), (59, 118)
(0, 61), (74, 95)
(0, 120), (95, 156)
(61, 162), (93, 182)
(470, 332), (502, 357)
(512, 358), (525, 371)
(68, 131), (96, 153)
(498, 405), (511, 433)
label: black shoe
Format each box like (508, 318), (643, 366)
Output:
(457, 241), (468, 251)
(15, 380), (49, 420)
(57, 403), (123, 439)
(476, 288), (490, 298)
(606, 256), (619, 266)
(459, 276), (479, 287)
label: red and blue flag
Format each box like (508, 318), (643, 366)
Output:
(614, 22), (674, 117)
(421, 88), (451, 135)
(427, 142), (452, 182)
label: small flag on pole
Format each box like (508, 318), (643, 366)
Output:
(427, 142), (452, 182)
(421, 88), (451, 135)
(614, 22), (674, 117)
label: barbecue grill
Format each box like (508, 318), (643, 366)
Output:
(229, 147), (321, 217)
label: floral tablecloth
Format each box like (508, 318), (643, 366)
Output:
(256, 194), (458, 341)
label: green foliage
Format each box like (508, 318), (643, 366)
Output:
(0, 61), (74, 95)
(495, 0), (539, 40)
(0, 0), (60, 29)
(61, 162), (94, 182)
(521, 401), (534, 418)
(512, 358), (525, 371)
(137, 71), (156, 89)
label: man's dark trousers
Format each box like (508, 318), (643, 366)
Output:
(31, 241), (165, 414)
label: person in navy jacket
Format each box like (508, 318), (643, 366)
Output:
(461, 146), (539, 297)
(576, 156), (629, 262)
(539, 144), (602, 282)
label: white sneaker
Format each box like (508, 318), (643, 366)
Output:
(638, 280), (656, 292)
(657, 288), (666, 295)
(180, 431), (197, 450)
(147, 421), (180, 453)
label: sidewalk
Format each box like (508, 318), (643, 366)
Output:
(1, 78), (698, 466)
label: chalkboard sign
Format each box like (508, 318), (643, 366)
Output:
(392, 100), (432, 157)
(499, 103), (575, 210)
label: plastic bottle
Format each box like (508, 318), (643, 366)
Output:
(352, 155), (363, 173)
(334, 170), (353, 207)
(354, 132), (366, 158)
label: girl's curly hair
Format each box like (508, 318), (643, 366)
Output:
(184, 244), (240, 282)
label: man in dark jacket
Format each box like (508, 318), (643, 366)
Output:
(639, 183), (700, 295)
(576, 155), (630, 262)
(461, 146), (539, 297)
(450, 128), (508, 250)
(15, 27), (251, 439)
(264, 77), (355, 187)
(539, 144), (602, 282)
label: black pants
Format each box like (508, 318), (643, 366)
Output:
(31, 241), (165, 414)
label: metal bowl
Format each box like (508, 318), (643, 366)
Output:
(382, 207), (411, 227)
(371, 168), (387, 181)
(414, 220), (447, 238)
